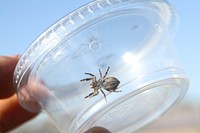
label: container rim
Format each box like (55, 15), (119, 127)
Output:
(13, 0), (178, 112)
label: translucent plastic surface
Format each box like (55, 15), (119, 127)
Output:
(13, 0), (189, 133)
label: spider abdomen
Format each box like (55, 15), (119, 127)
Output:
(102, 77), (120, 91)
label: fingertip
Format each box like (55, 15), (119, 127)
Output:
(84, 126), (111, 133)
(0, 55), (20, 98)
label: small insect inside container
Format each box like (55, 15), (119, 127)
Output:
(81, 67), (121, 101)
(13, 0), (189, 133)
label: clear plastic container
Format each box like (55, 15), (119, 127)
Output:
(13, 0), (189, 133)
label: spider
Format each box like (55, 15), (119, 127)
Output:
(80, 67), (121, 100)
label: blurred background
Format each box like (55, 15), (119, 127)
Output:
(1, 0), (199, 133)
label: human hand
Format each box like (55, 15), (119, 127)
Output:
(0, 55), (37, 132)
(0, 55), (110, 133)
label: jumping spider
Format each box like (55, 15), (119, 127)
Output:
(80, 67), (121, 101)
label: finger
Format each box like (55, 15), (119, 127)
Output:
(0, 94), (37, 132)
(0, 55), (20, 98)
(84, 126), (111, 133)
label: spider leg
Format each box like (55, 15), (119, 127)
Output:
(84, 73), (96, 81)
(103, 66), (110, 78)
(100, 88), (107, 101)
(110, 90), (122, 92)
(80, 78), (93, 82)
(85, 73), (95, 77)
(85, 90), (99, 98)
(99, 68), (102, 78)
(105, 87), (122, 92)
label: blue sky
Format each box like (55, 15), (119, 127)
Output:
(0, 0), (200, 104)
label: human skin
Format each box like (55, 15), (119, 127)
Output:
(0, 55), (110, 133)
(0, 55), (37, 132)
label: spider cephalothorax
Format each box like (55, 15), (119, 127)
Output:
(80, 67), (121, 100)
